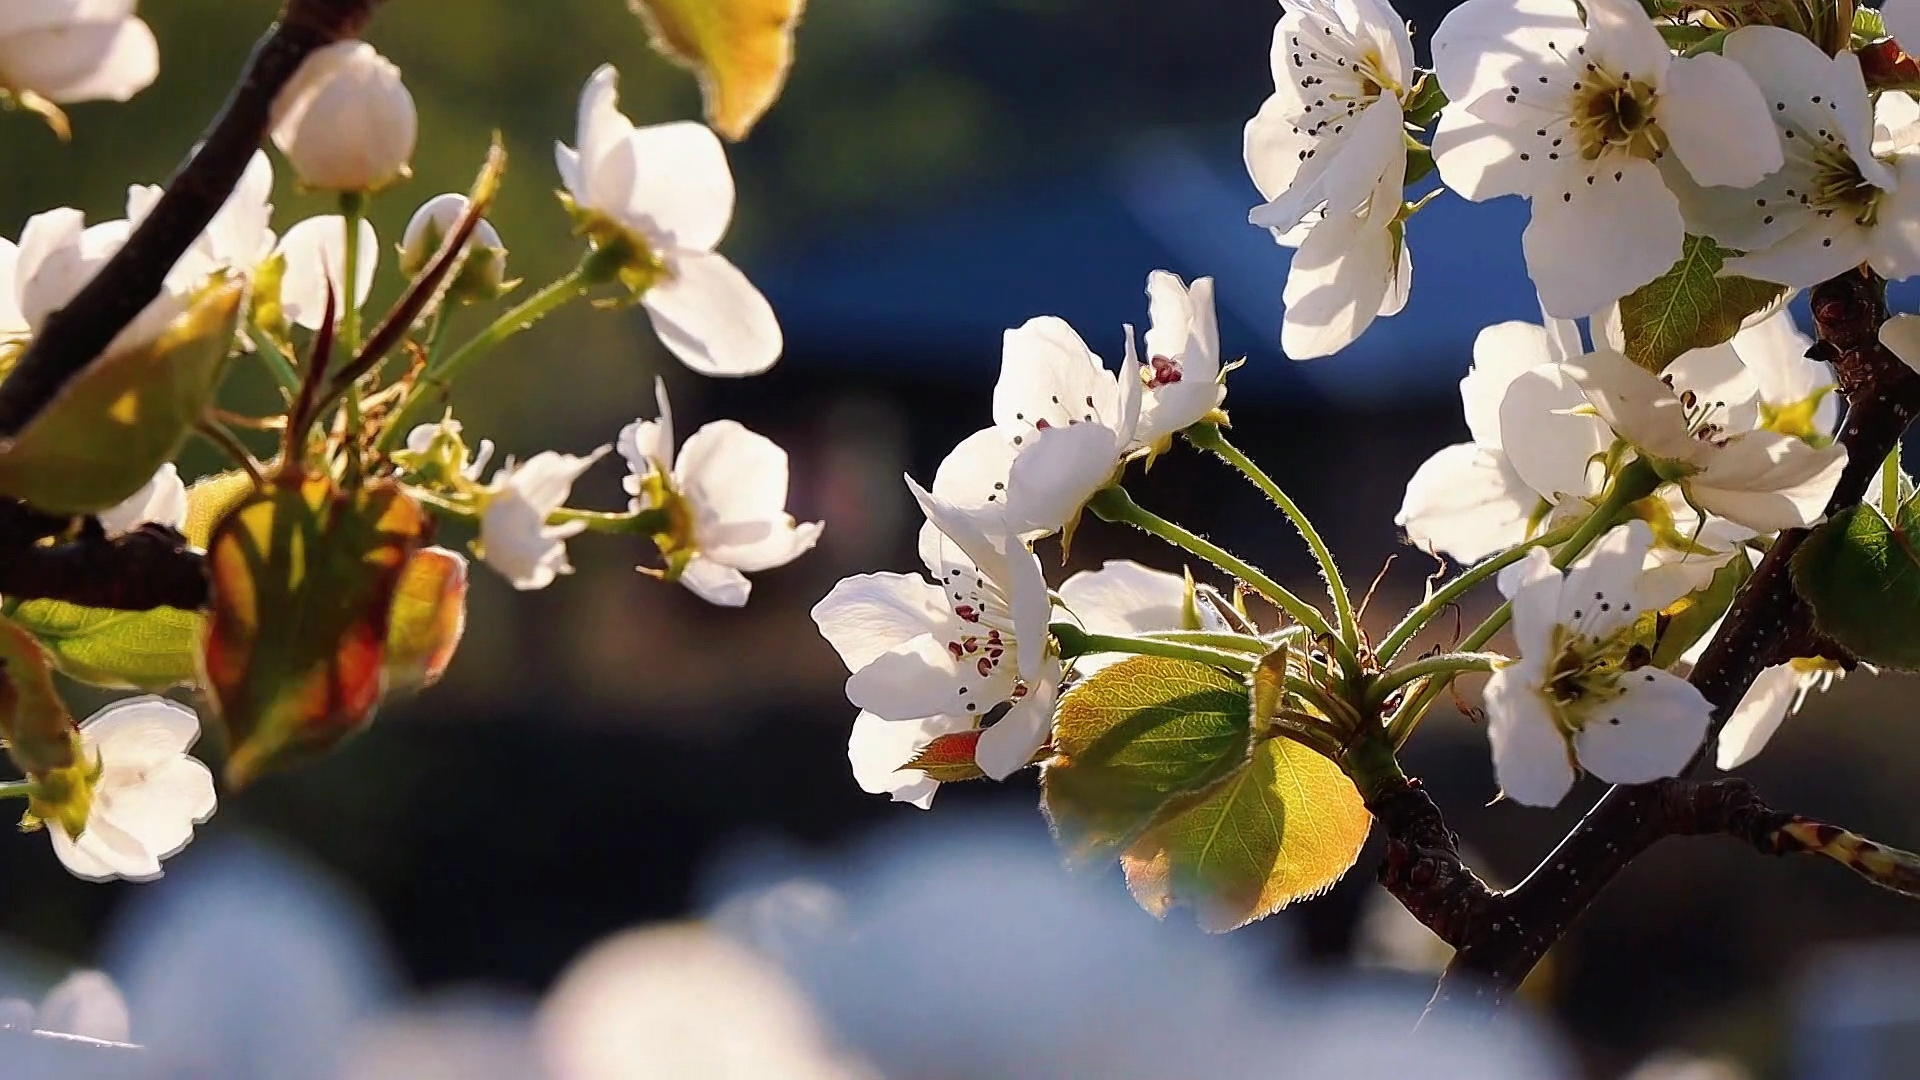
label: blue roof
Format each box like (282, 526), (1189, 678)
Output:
(755, 130), (1544, 406)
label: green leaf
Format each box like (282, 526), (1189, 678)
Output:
(1616, 235), (1785, 373)
(5, 601), (202, 692)
(1120, 733), (1370, 933)
(1041, 656), (1252, 866)
(203, 475), (428, 787)
(1793, 499), (1920, 670)
(0, 277), (243, 515)
(1646, 550), (1752, 670)
(628, 0), (806, 140)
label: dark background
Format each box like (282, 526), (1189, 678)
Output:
(2, 2), (1918, 1076)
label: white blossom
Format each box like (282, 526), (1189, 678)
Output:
(1244, 0), (1416, 357)
(1877, 311), (1920, 378)
(932, 313), (1141, 539)
(1058, 559), (1233, 672)
(1565, 347), (1848, 532)
(1715, 657), (1842, 769)
(274, 214), (379, 331)
(0, 0), (158, 106)
(14, 206), (186, 356)
(129, 150), (277, 286)
(48, 696), (217, 883)
(1482, 523), (1711, 806)
(556, 64), (781, 377)
(1669, 27), (1920, 287)
(1133, 271), (1227, 447)
(271, 40), (417, 193)
(1431, 0), (1781, 316)
(847, 711), (972, 809)
(1734, 307), (1838, 442)
(478, 448), (609, 592)
(619, 378), (823, 608)
(812, 485), (1057, 780)
(399, 192), (507, 295)
(97, 462), (186, 539)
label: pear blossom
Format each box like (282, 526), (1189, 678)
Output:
(1396, 319), (1610, 561)
(556, 64), (781, 377)
(478, 447), (609, 591)
(1244, 0), (1416, 357)
(1878, 311), (1920, 378)
(1714, 657), (1843, 769)
(1565, 347), (1847, 532)
(619, 378), (823, 607)
(1430, 0), (1782, 316)
(1133, 272), (1227, 446)
(932, 313), (1141, 539)
(97, 462), (186, 538)
(14, 207), (186, 356)
(271, 41), (417, 192)
(812, 485), (1057, 780)
(402, 418), (495, 485)
(1668, 27), (1920, 288)
(45, 696), (217, 883)
(274, 215), (379, 331)
(1483, 523), (1711, 806)
(1058, 559), (1234, 672)
(0, 1), (158, 108)
(399, 192), (508, 299)
(128, 150), (277, 286)
(1734, 307), (1838, 442)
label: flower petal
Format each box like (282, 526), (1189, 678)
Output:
(1522, 159), (1684, 316)
(276, 215), (379, 331)
(1484, 665), (1576, 807)
(849, 711), (971, 809)
(643, 250), (782, 377)
(1396, 443), (1536, 562)
(1572, 667), (1710, 784)
(811, 572), (951, 672)
(1658, 52), (1781, 188)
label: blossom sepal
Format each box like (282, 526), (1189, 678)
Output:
(558, 192), (669, 300)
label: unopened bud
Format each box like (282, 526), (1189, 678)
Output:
(400, 193), (509, 301)
(271, 41), (417, 192)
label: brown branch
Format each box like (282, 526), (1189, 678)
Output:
(0, 500), (207, 611)
(0, 0), (386, 440)
(1376, 267), (1920, 1017)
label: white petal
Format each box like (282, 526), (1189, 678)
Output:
(275, 215), (379, 331)
(1058, 560), (1190, 636)
(1556, 521), (1654, 640)
(849, 712), (970, 809)
(0, 239), (24, 337)
(1483, 666), (1576, 807)
(0, 16), (157, 103)
(845, 635), (985, 721)
(930, 427), (1018, 520)
(1498, 363), (1613, 501)
(1665, 341), (1761, 435)
(1522, 159), (1685, 316)
(96, 463), (188, 538)
(1395, 443), (1536, 562)
(643, 250), (781, 377)
(1432, 102), (1535, 202)
(1691, 433), (1847, 531)
(1582, 0), (1672, 86)
(94, 755), (216, 860)
(1724, 217), (1872, 289)
(1715, 663), (1799, 769)
(612, 121), (735, 253)
(1282, 205), (1399, 358)
(81, 695), (201, 766)
(1572, 668), (1710, 784)
(678, 556), (753, 607)
(1882, 314), (1920, 375)
(1501, 546), (1565, 661)
(1432, 0), (1586, 112)
(1658, 52), (1782, 188)
(616, 377), (676, 485)
(811, 572), (950, 672)
(974, 674), (1057, 780)
(1003, 419), (1122, 537)
(1463, 321), (1556, 448)
(53, 812), (161, 882)
(674, 418), (812, 568)
(1564, 347), (1699, 461)
(993, 316), (1118, 433)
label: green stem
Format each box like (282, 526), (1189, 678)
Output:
(1086, 486), (1354, 672)
(1138, 630), (1273, 654)
(1366, 652), (1505, 712)
(1187, 423), (1358, 658)
(1341, 731), (1409, 804)
(377, 263), (594, 454)
(254, 333), (301, 396)
(1051, 623), (1257, 673)
(1881, 443), (1901, 513)
(339, 193), (367, 481)
(551, 506), (670, 536)
(1375, 517), (1583, 666)
(0, 779), (37, 800)
(1384, 456), (1663, 746)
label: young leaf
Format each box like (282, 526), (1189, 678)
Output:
(202, 475), (428, 787)
(1119, 733), (1370, 932)
(384, 547), (469, 691)
(1616, 236), (1785, 373)
(1792, 499), (1920, 670)
(4, 601), (203, 692)
(906, 730), (989, 783)
(629, 0), (806, 140)
(1041, 656), (1253, 867)
(0, 277), (244, 515)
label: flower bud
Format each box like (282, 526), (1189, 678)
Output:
(399, 193), (509, 302)
(270, 41), (417, 192)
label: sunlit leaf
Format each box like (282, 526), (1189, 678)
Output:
(1646, 552), (1752, 670)
(1042, 656), (1253, 866)
(1793, 498), (1920, 670)
(184, 469), (261, 549)
(0, 277), (243, 515)
(629, 0), (806, 140)
(202, 475), (428, 787)
(1120, 732), (1370, 932)
(905, 729), (988, 783)
(1616, 236), (1784, 373)
(384, 547), (469, 691)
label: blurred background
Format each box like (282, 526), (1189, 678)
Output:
(3, 1), (1920, 1077)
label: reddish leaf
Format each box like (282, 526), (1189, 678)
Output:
(202, 475), (427, 787)
(384, 547), (469, 691)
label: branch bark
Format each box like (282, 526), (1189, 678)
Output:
(0, 500), (207, 611)
(0, 0), (386, 440)
(1375, 268), (1920, 1015)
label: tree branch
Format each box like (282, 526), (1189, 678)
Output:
(0, 0), (386, 440)
(0, 500), (207, 611)
(1374, 267), (1920, 1016)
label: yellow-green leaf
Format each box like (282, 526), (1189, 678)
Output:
(185, 469), (260, 549)
(1120, 734), (1370, 932)
(5, 600), (202, 692)
(1616, 235), (1785, 373)
(0, 277), (244, 514)
(629, 0), (806, 140)
(1042, 657), (1253, 866)
(203, 475), (427, 787)
(384, 546), (469, 691)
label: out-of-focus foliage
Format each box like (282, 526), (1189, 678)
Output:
(628, 0), (806, 140)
